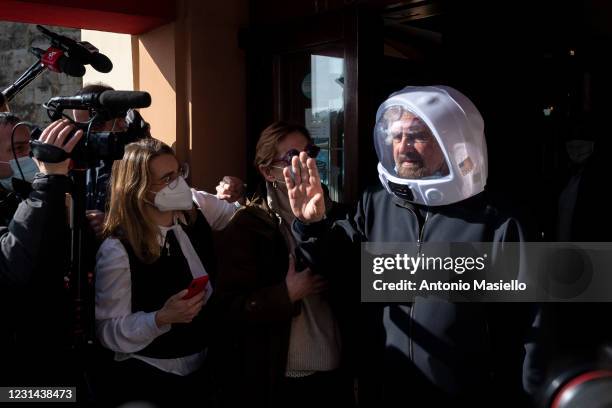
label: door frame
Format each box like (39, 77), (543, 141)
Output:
(242, 6), (382, 203)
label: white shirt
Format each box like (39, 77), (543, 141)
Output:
(95, 190), (238, 376)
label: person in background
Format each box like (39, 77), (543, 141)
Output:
(71, 83), (134, 239)
(0, 112), (37, 224)
(74, 83), (245, 239)
(524, 111), (612, 401)
(213, 122), (355, 408)
(0, 119), (84, 386)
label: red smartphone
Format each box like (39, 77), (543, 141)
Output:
(182, 276), (209, 300)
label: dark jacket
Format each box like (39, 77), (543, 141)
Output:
(213, 200), (293, 407)
(0, 174), (73, 385)
(0, 187), (20, 227)
(525, 147), (612, 401)
(0, 174), (70, 292)
(212, 193), (351, 407)
(293, 186), (532, 407)
(86, 160), (112, 212)
(541, 146), (611, 242)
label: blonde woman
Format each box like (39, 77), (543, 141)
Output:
(94, 138), (237, 406)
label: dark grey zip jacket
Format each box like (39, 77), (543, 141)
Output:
(293, 186), (533, 407)
(0, 174), (70, 289)
(0, 174), (72, 385)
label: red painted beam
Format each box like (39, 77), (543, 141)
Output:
(0, 0), (175, 34)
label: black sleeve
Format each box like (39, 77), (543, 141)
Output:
(292, 190), (370, 274)
(488, 216), (538, 406)
(215, 213), (294, 326)
(0, 174), (70, 292)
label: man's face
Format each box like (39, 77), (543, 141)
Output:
(0, 124), (30, 178)
(72, 109), (127, 132)
(390, 112), (448, 179)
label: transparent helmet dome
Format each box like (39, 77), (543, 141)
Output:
(375, 86), (488, 206)
(375, 106), (450, 181)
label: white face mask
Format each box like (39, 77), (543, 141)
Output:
(566, 140), (595, 164)
(150, 176), (193, 211)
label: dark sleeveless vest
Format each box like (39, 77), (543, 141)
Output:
(122, 210), (216, 359)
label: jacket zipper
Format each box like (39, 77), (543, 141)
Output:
(410, 209), (429, 362)
(417, 211), (429, 256)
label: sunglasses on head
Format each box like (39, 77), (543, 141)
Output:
(272, 144), (320, 167)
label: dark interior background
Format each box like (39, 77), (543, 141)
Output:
(246, 0), (612, 237)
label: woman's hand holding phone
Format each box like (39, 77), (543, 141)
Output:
(155, 282), (207, 327)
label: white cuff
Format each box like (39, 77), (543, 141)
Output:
(148, 311), (171, 335)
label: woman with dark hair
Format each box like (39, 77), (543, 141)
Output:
(213, 122), (354, 407)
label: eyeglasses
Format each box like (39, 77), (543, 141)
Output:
(271, 144), (320, 167)
(153, 162), (190, 189)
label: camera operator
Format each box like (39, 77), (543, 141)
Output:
(71, 83), (129, 213)
(0, 119), (83, 385)
(71, 83), (158, 239)
(0, 112), (33, 224)
(73, 83), (245, 239)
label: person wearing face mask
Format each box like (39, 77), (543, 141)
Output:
(554, 114), (607, 242)
(0, 112), (40, 224)
(285, 86), (533, 407)
(522, 112), (612, 403)
(0, 119), (84, 385)
(72, 83), (132, 241)
(94, 138), (238, 407)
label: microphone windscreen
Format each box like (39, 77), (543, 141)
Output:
(99, 91), (151, 111)
(58, 57), (86, 77)
(90, 52), (113, 73)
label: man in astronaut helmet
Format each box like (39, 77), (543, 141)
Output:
(286, 86), (530, 406)
(374, 85), (487, 206)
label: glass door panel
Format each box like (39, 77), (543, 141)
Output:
(279, 46), (345, 201)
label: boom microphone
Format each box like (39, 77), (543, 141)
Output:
(36, 25), (113, 73)
(76, 41), (113, 74)
(47, 91), (151, 111)
(99, 91), (152, 111)
(30, 47), (85, 77)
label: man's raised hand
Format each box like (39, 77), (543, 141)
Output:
(283, 151), (325, 224)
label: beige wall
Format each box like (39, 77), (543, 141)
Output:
(135, 23), (177, 149)
(81, 30), (134, 91)
(134, 0), (248, 192)
(185, 1), (248, 192)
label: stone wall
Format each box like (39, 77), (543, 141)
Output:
(0, 22), (83, 125)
